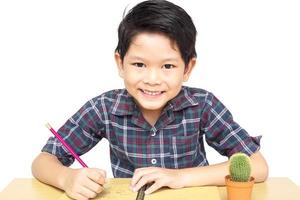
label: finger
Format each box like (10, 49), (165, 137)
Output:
(131, 167), (155, 187)
(145, 182), (162, 194)
(87, 169), (106, 185)
(132, 173), (157, 192)
(79, 186), (98, 199)
(69, 192), (88, 200)
(83, 178), (104, 194)
(94, 168), (107, 178)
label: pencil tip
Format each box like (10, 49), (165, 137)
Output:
(45, 123), (51, 129)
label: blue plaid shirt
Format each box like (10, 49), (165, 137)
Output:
(42, 86), (261, 177)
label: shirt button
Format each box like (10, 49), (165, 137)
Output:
(151, 159), (157, 165)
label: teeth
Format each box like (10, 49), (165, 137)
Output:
(142, 90), (162, 96)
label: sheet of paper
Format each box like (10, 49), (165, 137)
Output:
(145, 186), (220, 200)
(58, 178), (220, 200)
(58, 179), (136, 200)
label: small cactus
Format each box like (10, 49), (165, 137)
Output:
(229, 153), (251, 182)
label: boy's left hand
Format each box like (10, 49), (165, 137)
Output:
(130, 167), (184, 194)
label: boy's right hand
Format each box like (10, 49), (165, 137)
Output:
(62, 168), (106, 200)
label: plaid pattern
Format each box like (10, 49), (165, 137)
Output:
(42, 86), (261, 177)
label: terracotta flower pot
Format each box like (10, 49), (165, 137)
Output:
(225, 175), (255, 200)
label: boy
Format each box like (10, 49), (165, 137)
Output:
(32, 0), (268, 200)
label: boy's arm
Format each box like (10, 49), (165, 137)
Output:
(131, 151), (268, 194)
(32, 152), (106, 200)
(180, 151), (268, 187)
(32, 152), (70, 190)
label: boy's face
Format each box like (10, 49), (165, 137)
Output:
(115, 32), (195, 115)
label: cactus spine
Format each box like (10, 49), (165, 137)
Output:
(229, 153), (251, 182)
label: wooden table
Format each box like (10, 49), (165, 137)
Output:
(1, 177), (300, 200)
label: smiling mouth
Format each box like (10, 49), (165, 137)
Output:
(139, 89), (165, 96)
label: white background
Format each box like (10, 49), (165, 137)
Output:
(0, 0), (299, 191)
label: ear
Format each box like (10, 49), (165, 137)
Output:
(114, 52), (124, 78)
(183, 57), (196, 82)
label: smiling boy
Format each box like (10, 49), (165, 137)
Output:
(115, 32), (195, 126)
(32, 1), (268, 200)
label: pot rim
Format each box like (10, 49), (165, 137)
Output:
(225, 175), (255, 188)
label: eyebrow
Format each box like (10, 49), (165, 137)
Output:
(128, 56), (179, 62)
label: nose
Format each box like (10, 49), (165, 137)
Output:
(143, 67), (162, 85)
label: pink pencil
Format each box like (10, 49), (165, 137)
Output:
(45, 123), (88, 168)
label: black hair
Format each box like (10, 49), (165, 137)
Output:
(115, 0), (197, 66)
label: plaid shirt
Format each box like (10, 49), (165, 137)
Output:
(42, 86), (261, 177)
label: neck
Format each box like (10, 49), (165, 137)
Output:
(141, 109), (162, 127)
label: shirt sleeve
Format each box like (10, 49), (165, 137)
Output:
(42, 98), (105, 166)
(200, 92), (261, 157)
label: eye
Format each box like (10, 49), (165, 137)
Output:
(132, 62), (145, 68)
(162, 64), (175, 69)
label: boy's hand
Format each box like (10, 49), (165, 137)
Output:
(62, 168), (106, 200)
(130, 167), (184, 194)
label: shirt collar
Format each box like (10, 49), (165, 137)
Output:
(110, 86), (198, 116)
(109, 89), (136, 116)
(168, 86), (199, 111)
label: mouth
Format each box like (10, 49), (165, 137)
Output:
(139, 89), (165, 96)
